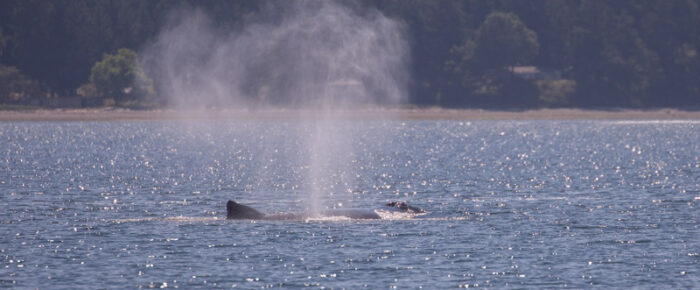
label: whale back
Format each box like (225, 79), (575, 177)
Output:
(226, 200), (265, 219)
(225, 200), (423, 220)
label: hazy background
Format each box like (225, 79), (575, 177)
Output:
(139, 1), (408, 108)
(1, 0), (699, 108)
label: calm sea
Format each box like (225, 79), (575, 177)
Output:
(1, 120), (698, 288)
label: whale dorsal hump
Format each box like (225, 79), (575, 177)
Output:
(226, 200), (265, 219)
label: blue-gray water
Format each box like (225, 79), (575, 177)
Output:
(1, 120), (698, 288)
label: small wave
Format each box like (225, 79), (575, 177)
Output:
(303, 216), (354, 222)
(589, 239), (654, 245)
(608, 120), (700, 125)
(106, 213), (474, 223)
(299, 214), (468, 222)
(107, 216), (222, 223)
(376, 211), (424, 220)
(568, 225), (607, 229)
(651, 198), (696, 204)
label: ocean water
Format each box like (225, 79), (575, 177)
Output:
(1, 120), (698, 288)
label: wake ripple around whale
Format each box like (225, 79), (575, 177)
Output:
(106, 200), (432, 223)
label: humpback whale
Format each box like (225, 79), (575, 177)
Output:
(226, 200), (424, 220)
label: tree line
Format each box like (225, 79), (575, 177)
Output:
(1, 0), (698, 108)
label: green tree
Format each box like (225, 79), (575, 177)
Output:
(365, 0), (475, 105)
(0, 64), (43, 103)
(566, 3), (659, 107)
(89, 48), (154, 104)
(472, 12), (540, 70)
(447, 11), (540, 107)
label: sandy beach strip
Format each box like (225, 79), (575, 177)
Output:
(1, 108), (699, 121)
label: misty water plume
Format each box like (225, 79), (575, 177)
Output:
(140, 1), (409, 108)
(140, 1), (411, 214)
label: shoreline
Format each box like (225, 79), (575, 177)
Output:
(1, 107), (700, 121)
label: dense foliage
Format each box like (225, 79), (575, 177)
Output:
(0, 0), (698, 108)
(89, 48), (155, 105)
(0, 64), (42, 103)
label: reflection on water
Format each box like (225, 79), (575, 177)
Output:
(0, 120), (698, 288)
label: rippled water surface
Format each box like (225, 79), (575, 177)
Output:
(1, 120), (698, 288)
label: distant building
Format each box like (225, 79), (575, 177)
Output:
(508, 66), (561, 81)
